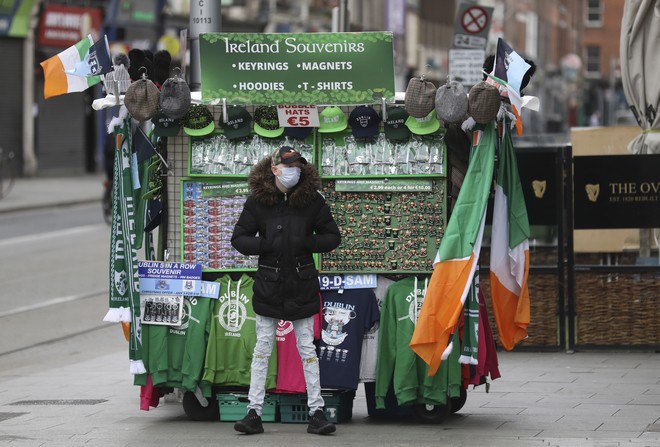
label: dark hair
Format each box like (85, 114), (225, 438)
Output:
(482, 55), (495, 80)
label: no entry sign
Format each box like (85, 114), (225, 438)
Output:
(453, 2), (493, 50)
(461, 6), (489, 34)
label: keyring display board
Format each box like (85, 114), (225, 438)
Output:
(319, 177), (446, 273)
(181, 179), (257, 271)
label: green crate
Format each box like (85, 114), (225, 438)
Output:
(277, 391), (354, 424)
(216, 393), (277, 422)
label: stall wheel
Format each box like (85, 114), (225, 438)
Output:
(450, 388), (467, 414)
(182, 391), (218, 421)
(412, 401), (451, 424)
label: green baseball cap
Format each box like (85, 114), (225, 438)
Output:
(253, 105), (284, 138)
(318, 106), (347, 133)
(182, 104), (215, 137)
(405, 109), (440, 135)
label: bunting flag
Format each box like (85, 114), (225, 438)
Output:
(40, 34), (113, 99)
(410, 123), (496, 376)
(485, 38), (532, 134)
(489, 126), (531, 350)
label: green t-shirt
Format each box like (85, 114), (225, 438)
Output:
(375, 276), (461, 408)
(135, 294), (213, 390)
(201, 274), (277, 393)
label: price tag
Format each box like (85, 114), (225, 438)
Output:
(277, 105), (320, 128)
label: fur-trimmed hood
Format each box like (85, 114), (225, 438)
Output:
(248, 156), (321, 208)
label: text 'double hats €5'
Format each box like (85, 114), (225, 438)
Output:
(348, 105), (381, 138)
(318, 106), (348, 133)
(219, 106), (252, 140)
(253, 105), (284, 138)
(182, 104), (215, 137)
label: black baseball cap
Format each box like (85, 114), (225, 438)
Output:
(271, 146), (307, 166)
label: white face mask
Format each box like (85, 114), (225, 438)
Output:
(278, 166), (301, 189)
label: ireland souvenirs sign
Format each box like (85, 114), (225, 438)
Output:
(199, 32), (395, 105)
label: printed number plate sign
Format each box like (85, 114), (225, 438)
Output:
(319, 274), (377, 290)
(138, 261), (202, 295)
(199, 32), (395, 105)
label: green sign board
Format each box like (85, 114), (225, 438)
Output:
(201, 182), (250, 197)
(199, 32), (395, 105)
(335, 178), (434, 192)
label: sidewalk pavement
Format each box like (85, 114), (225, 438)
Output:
(0, 333), (659, 447)
(0, 173), (104, 214)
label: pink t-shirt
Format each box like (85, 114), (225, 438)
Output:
(274, 308), (322, 393)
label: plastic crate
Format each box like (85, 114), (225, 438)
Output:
(216, 393), (277, 422)
(277, 391), (354, 424)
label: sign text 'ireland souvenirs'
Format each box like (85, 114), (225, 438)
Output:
(200, 32), (395, 105)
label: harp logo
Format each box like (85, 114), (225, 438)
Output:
(532, 180), (546, 199)
(585, 184), (600, 202)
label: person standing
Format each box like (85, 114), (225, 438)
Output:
(231, 146), (341, 435)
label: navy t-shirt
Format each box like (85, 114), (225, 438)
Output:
(319, 288), (380, 390)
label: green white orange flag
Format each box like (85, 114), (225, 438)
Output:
(40, 34), (112, 99)
(489, 127), (531, 350)
(410, 123), (496, 376)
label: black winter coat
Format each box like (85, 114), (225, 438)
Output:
(231, 157), (341, 320)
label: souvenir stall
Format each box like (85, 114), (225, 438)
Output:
(94, 32), (527, 425)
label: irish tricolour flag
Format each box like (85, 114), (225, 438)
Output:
(410, 123), (496, 376)
(40, 35), (112, 99)
(490, 128), (530, 350)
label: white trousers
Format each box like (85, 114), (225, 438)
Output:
(247, 314), (324, 416)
